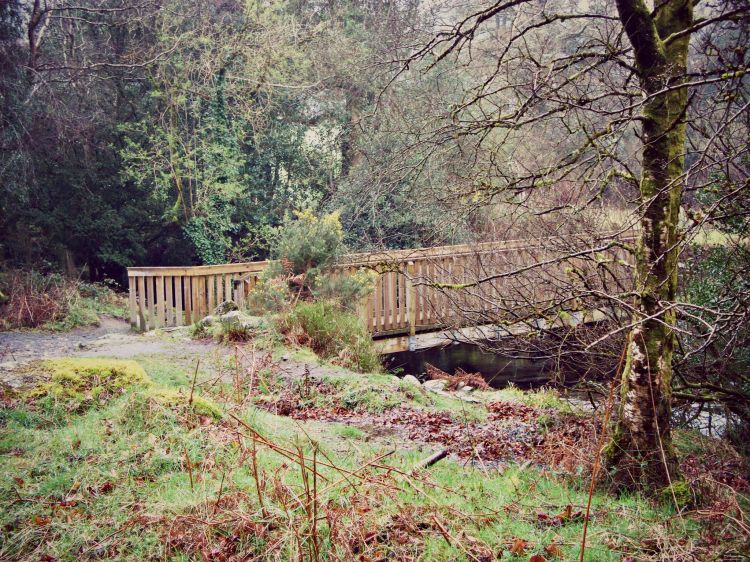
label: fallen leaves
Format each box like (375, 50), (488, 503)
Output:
(536, 504), (583, 527)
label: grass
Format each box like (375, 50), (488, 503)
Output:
(0, 353), (738, 561)
(42, 292), (129, 331)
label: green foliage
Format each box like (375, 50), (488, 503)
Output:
(272, 209), (344, 277)
(26, 358), (153, 411)
(312, 268), (377, 311)
(279, 300), (380, 373)
(249, 210), (374, 313)
(148, 388), (223, 419)
(247, 261), (294, 313)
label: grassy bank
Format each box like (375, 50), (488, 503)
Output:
(2, 348), (747, 561)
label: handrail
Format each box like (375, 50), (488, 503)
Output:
(126, 232), (634, 334)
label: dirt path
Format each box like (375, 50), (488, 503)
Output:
(0, 317), (230, 387)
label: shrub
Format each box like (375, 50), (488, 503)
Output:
(312, 268), (377, 311)
(0, 270), (127, 330)
(249, 211), (374, 313)
(279, 301), (381, 373)
(272, 209), (344, 278)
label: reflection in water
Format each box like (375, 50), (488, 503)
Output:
(383, 342), (576, 390)
(384, 341), (731, 438)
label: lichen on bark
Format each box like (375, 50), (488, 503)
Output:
(607, 0), (693, 492)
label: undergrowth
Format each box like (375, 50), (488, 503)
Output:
(1, 352), (748, 560)
(0, 270), (127, 331)
(277, 300), (381, 373)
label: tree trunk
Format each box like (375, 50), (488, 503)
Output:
(607, 0), (693, 492)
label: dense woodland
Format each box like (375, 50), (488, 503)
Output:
(1, 0), (484, 280)
(1, 1), (750, 559)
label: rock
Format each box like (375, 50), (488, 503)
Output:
(199, 315), (215, 328)
(401, 374), (421, 387)
(458, 385), (474, 393)
(423, 379), (447, 392)
(218, 311), (264, 331)
(213, 300), (239, 315)
(219, 310), (242, 324)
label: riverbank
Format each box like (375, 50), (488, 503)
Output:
(1, 326), (748, 560)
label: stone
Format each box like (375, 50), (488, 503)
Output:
(423, 379), (447, 392)
(218, 311), (265, 331)
(459, 386), (474, 393)
(213, 300), (239, 315)
(401, 374), (421, 387)
(199, 315), (215, 327)
(220, 310), (242, 324)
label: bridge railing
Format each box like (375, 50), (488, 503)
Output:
(336, 232), (635, 338)
(127, 232), (634, 334)
(126, 262), (267, 331)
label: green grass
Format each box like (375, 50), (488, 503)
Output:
(0, 355), (709, 561)
(42, 293), (129, 331)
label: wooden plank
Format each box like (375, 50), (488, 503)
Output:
(225, 274), (232, 304)
(191, 276), (200, 325)
(207, 275), (216, 314)
(237, 277), (246, 308)
(374, 270), (383, 334)
(406, 261), (417, 337)
(382, 271), (391, 331)
(165, 276), (174, 327)
(184, 277), (192, 325)
(413, 260), (422, 326)
(128, 261), (269, 277)
(196, 276), (205, 319)
(175, 276), (184, 326)
(146, 277), (155, 331)
(155, 276), (165, 328)
(128, 276), (137, 329)
(136, 276), (147, 331)
(216, 274), (224, 304)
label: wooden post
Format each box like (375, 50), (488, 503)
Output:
(166, 276), (174, 327)
(136, 276), (147, 331)
(175, 276), (184, 326)
(406, 261), (417, 350)
(207, 275), (215, 314)
(155, 276), (165, 328)
(184, 276), (192, 325)
(128, 276), (137, 329)
(146, 277), (156, 331)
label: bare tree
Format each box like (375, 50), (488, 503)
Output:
(393, 0), (750, 492)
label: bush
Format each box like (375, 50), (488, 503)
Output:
(272, 209), (344, 278)
(0, 270), (127, 330)
(248, 210), (374, 314)
(278, 301), (381, 373)
(312, 268), (377, 312)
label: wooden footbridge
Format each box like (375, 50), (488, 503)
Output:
(127, 233), (633, 352)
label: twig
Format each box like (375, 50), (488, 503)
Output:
(188, 359), (200, 407)
(213, 471), (226, 516)
(580, 342), (626, 562)
(414, 449), (449, 471)
(183, 445), (194, 492)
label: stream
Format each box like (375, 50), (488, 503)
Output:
(383, 341), (568, 390)
(383, 341), (730, 437)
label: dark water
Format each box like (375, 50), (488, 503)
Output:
(385, 342), (732, 439)
(383, 342), (566, 390)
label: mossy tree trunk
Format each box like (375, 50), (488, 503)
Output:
(607, 0), (693, 490)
